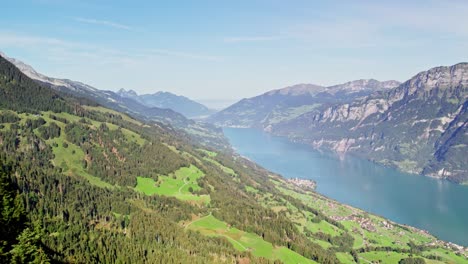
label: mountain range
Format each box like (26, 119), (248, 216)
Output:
(0, 51), (225, 149)
(1, 52), (467, 263)
(208, 79), (401, 128)
(209, 65), (468, 184)
(117, 89), (215, 118)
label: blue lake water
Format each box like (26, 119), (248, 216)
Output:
(224, 128), (468, 246)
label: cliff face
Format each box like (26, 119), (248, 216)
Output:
(271, 63), (468, 183)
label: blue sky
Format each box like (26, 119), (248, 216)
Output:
(1, 0), (467, 107)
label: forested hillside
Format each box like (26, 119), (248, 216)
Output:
(1, 52), (227, 150)
(0, 54), (466, 263)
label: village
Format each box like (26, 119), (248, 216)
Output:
(287, 177), (317, 191)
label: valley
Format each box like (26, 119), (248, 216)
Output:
(1, 53), (467, 263)
(224, 127), (468, 247)
(2, 1), (467, 263)
(210, 64), (468, 184)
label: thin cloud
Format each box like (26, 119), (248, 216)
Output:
(73, 17), (133, 31)
(295, 1), (468, 48)
(0, 32), (222, 63)
(148, 49), (223, 62)
(363, 2), (468, 38)
(0, 32), (141, 66)
(223, 36), (284, 43)
(0, 32), (83, 48)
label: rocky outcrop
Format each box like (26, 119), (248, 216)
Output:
(327, 79), (400, 94)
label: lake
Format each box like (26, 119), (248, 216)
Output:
(224, 128), (468, 246)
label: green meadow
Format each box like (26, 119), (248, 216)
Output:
(203, 157), (237, 176)
(6, 111), (150, 189)
(186, 214), (317, 264)
(197, 148), (218, 157)
(20, 111), (115, 188)
(135, 165), (210, 204)
(83, 105), (143, 126)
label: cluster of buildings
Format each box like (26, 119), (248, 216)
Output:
(427, 240), (468, 258)
(329, 214), (377, 232)
(287, 177), (316, 190)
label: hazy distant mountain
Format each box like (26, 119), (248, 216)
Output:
(0, 51), (227, 148)
(208, 80), (400, 128)
(117, 89), (215, 118)
(327, 79), (401, 95)
(270, 63), (468, 183)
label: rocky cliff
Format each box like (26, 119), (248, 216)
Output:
(271, 63), (468, 183)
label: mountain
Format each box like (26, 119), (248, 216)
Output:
(208, 80), (400, 128)
(327, 79), (401, 95)
(269, 63), (468, 183)
(0, 51), (226, 149)
(117, 89), (215, 118)
(1, 53), (466, 263)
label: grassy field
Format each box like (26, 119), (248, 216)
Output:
(186, 214), (317, 264)
(163, 143), (204, 164)
(197, 148), (217, 157)
(245, 185), (259, 193)
(306, 219), (341, 237)
(203, 157), (237, 176)
(422, 248), (468, 264)
(253, 181), (343, 250)
(0, 110), (142, 188)
(2, 110), (467, 263)
(83, 105), (143, 126)
(105, 122), (146, 146)
(14, 111), (116, 188)
(272, 179), (434, 248)
(38, 111), (145, 147)
(335, 252), (356, 264)
(360, 251), (411, 264)
(50, 135), (114, 188)
(135, 165), (210, 204)
(267, 177), (468, 263)
(10, 111), (149, 189)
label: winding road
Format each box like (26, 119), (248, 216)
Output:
(178, 179), (190, 194)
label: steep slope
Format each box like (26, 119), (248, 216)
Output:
(1, 54), (466, 263)
(271, 63), (468, 183)
(209, 80), (399, 128)
(0, 56), (71, 114)
(1, 51), (226, 149)
(0, 54), (331, 263)
(118, 89), (215, 118)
